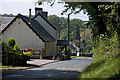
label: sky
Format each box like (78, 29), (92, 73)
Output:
(0, 0), (89, 21)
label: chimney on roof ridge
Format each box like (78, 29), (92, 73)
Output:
(35, 7), (43, 15)
(29, 9), (31, 24)
(35, 7), (48, 19)
(42, 11), (48, 19)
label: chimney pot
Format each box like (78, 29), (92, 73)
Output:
(29, 9), (31, 24)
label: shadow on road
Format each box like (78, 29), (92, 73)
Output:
(2, 69), (81, 80)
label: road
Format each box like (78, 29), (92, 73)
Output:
(2, 57), (93, 80)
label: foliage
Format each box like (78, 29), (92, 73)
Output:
(80, 32), (120, 78)
(64, 2), (120, 44)
(48, 15), (88, 42)
(39, 1), (120, 78)
(2, 40), (8, 51)
(14, 44), (20, 51)
(62, 47), (71, 55)
(62, 47), (72, 59)
(83, 44), (92, 53)
(2, 38), (31, 66)
(7, 37), (16, 48)
(80, 29), (92, 45)
(61, 2), (120, 78)
(23, 51), (32, 58)
(48, 15), (62, 29)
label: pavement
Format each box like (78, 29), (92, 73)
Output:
(2, 57), (93, 80)
(2, 59), (58, 77)
(27, 59), (58, 66)
(2, 59), (58, 70)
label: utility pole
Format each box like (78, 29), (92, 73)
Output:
(66, 13), (71, 59)
(68, 13), (70, 42)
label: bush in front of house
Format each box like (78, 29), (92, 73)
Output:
(22, 48), (32, 63)
(7, 37), (16, 48)
(2, 37), (32, 66)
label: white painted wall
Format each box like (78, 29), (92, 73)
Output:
(34, 16), (57, 39)
(2, 18), (44, 50)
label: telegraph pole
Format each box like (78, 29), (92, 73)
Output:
(68, 13), (70, 42)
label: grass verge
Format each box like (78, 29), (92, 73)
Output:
(80, 55), (120, 78)
(79, 33), (120, 79)
(71, 56), (92, 58)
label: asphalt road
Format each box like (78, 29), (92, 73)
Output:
(2, 57), (93, 80)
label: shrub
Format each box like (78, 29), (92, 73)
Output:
(2, 40), (8, 51)
(14, 44), (20, 51)
(23, 51), (32, 57)
(2, 38), (32, 65)
(7, 37), (16, 48)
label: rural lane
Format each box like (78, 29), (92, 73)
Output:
(2, 57), (93, 80)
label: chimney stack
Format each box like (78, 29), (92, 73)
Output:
(35, 7), (48, 19)
(29, 9), (31, 24)
(35, 7), (43, 15)
(42, 11), (48, 18)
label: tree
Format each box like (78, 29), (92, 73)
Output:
(48, 15), (62, 29)
(48, 15), (86, 42)
(75, 24), (80, 40)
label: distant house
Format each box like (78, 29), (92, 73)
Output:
(68, 44), (76, 53)
(1, 8), (60, 58)
(0, 15), (15, 31)
(68, 43), (80, 53)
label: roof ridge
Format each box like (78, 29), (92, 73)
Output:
(33, 13), (59, 30)
(2, 14), (56, 42)
(32, 19), (56, 41)
(20, 14), (55, 41)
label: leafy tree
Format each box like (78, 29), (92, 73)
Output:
(48, 15), (62, 29)
(62, 2), (120, 45)
(75, 24), (80, 40)
(48, 15), (86, 42)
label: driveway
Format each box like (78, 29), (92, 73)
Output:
(2, 57), (93, 80)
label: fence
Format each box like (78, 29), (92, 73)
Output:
(30, 50), (45, 59)
(2, 50), (26, 66)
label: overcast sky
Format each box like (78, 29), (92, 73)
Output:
(0, 0), (89, 21)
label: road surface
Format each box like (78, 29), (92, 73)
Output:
(2, 57), (93, 80)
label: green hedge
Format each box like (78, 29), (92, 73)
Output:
(2, 37), (32, 66)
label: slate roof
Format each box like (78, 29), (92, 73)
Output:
(33, 13), (59, 30)
(2, 14), (56, 42)
(0, 16), (15, 30)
